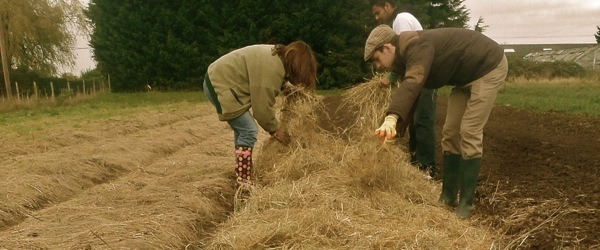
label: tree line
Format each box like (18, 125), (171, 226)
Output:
(0, 0), (471, 95)
(87, 0), (470, 91)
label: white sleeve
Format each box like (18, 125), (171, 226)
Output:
(392, 12), (424, 34)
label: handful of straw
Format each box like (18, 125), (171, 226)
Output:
(339, 75), (393, 137)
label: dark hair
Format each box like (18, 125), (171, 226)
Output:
(376, 35), (399, 53)
(272, 41), (318, 90)
(369, 0), (396, 8)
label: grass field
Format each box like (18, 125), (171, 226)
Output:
(0, 92), (205, 127)
(495, 80), (600, 115)
(436, 79), (600, 116)
(1, 78), (598, 127)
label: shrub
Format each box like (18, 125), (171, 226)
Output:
(57, 88), (75, 106)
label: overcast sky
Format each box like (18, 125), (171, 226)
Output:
(72, 0), (600, 75)
(463, 0), (600, 45)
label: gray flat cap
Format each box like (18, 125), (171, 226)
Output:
(364, 24), (396, 61)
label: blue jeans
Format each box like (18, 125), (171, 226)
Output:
(203, 79), (258, 147)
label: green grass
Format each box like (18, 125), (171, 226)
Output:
(0, 92), (207, 127)
(496, 81), (600, 116)
(317, 89), (346, 96)
(2, 79), (598, 130)
(437, 80), (600, 116)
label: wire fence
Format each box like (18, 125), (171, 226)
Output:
(0, 75), (111, 109)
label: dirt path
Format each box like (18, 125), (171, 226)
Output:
(466, 99), (600, 248)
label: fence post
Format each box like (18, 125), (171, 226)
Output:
(15, 82), (19, 101)
(33, 81), (38, 100)
(50, 82), (55, 101)
(593, 49), (597, 71)
(83, 79), (86, 95)
(67, 81), (71, 90)
(108, 74), (111, 92)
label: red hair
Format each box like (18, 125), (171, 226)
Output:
(273, 41), (318, 90)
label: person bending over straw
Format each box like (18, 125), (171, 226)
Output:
(203, 41), (318, 187)
(365, 25), (508, 219)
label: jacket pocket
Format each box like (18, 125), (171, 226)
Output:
(228, 88), (244, 105)
(217, 88), (245, 117)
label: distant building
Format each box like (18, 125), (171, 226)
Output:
(523, 45), (600, 70)
(500, 44), (596, 58)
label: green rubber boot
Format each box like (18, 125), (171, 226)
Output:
(438, 153), (461, 206)
(456, 157), (482, 219)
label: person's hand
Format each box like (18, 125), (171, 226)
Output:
(270, 129), (290, 145)
(374, 115), (397, 141)
(379, 77), (391, 88)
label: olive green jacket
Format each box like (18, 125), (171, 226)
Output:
(388, 28), (505, 124)
(207, 45), (285, 133)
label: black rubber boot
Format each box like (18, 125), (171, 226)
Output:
(438, 153), (461, 206)
(456, 157), (482, 219)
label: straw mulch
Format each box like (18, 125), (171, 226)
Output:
(204, 77), (501, 249)
(0, 104), (238, 249)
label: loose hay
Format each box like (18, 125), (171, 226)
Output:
(0, 104), (237, 249)
(204, 78), (501, 249)
(339, 74), (392, 137)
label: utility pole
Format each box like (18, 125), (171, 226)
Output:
(0, 12), (11, 100)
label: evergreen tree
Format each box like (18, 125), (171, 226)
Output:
(397, 0), (469, 28)
(473, 16), (488, 33)
(595, 26), (600, 44)
(87, 0), (471, 91)
(88, 0), (373, 90)
(216, 0), (373, 89)
(87, 0), (222, 91)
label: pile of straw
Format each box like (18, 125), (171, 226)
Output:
(203, 77), (500, 249)
(338, 74), (393, 137)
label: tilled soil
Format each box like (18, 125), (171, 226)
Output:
(322, 95), (600, 249)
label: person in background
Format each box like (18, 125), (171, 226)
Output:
(365, 25), (508, 219)
(203, 41), (318, 187)
(369, 0), (437, 178)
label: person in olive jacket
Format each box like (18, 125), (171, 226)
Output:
(365, 25), (508, 219)
(203, 41), (318, 187)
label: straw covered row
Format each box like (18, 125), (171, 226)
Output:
(204, 77), (499, 249)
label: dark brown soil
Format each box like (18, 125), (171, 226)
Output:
(322, 95), (600, 249)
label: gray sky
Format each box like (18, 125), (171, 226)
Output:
(73, 36), (93, 75)
(72, 0), (600, 75)
(463, 0), (600, 44)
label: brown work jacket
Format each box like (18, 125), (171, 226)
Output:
(388, 28), (505, 126)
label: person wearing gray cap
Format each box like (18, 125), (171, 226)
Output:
(366, 24), (508, 219)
